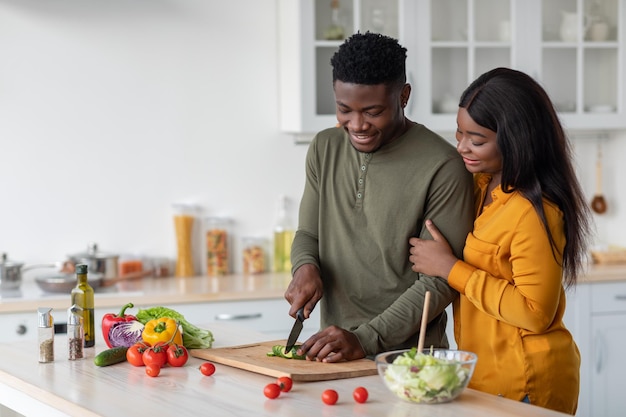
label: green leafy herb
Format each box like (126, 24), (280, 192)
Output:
(136, 306), (214, 349)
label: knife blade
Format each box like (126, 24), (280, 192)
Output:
(284, 307), (305, 354)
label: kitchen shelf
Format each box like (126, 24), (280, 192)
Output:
(280, 0), (626, 141)
(279, 0), (401, 135)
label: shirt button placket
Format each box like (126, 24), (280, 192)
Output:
(356, 154), (370, 202)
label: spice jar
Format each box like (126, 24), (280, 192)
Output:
(67, 305), (84, 360)
(150, 257), (173, 278)
(38, 307), (54, 363)
(204, 216), (231, 276)
(242, 237), (268, 274)
(118, 254), (144, 277)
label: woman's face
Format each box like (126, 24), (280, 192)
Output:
(455, 107), (503, 180)
(334, 80), (409, 153)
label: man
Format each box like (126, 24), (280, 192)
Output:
(285, 32), (474, 362)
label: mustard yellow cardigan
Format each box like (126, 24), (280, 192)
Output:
(448, 173), (580, 415)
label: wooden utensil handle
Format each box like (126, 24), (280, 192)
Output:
(596, 160), (603, 194)
(417, 291), (431, 351)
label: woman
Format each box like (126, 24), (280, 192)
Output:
(409, 67), (591, 415)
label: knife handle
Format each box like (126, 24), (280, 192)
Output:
(296, 307), (305, 322)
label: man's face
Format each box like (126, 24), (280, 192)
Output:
(334, 80), (408, 153)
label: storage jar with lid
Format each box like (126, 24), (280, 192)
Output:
(204, 217), (231, 276)
(172, 203), (199, 277)
(242, 237), (268, 274)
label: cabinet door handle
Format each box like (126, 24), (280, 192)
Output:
(594, 330), (606, 374)
(215, 313), (262, 321)
(615, 294), (626, 301)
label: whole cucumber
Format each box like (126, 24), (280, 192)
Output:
(94, 346), (129, 367)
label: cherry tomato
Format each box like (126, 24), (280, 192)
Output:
(322, 389), (338, 405)
(199, 362), (216, 376)
(264, 383), (281, 399)
(353, 386), (369, 403)
(126, 343), (148, 367)
(277, 376), (293, 393)
(145, 364), (160, 377)
(166, 344), (189, 367)
(142, 345), (168, 368)
(153, 341), (170, 352)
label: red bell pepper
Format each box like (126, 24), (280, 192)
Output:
(102, 302), (141, 348)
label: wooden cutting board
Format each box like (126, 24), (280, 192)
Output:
(189, 339), (377, 382)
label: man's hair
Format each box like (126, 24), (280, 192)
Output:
(331, 32), (407, 86)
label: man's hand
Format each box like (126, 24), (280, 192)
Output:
(297, 326), (365, 363)
(284, 264), (323, 319)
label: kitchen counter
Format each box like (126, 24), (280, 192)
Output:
(0, 272), (293, 314)
(581, 263), (626, 283)
(2, 263), (624, 315)
(0, 322), (570, 417)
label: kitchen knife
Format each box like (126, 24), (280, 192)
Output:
(284, 307), (305, 354)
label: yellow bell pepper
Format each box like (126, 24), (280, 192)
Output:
(141, 317), (183, 346)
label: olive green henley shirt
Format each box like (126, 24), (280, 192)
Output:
(291, 123), (474, 356)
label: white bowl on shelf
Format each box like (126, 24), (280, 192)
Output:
(587, 105), (615, 113)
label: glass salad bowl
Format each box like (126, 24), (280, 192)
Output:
(375, 348), (477, 404)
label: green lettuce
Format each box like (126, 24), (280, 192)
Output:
(384, 347), (470, 403)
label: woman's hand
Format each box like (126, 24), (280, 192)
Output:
(409, 220), (459, 280)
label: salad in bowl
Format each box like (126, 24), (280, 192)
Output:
(375, 347), (477, 404)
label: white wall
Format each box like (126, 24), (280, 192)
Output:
(1, 0), (625, 275)
(570, 132), (626, 250)
(0, 0), (308, 273)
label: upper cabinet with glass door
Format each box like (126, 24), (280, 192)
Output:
(278, 0), (400, 138)
(406, 0), (625, 135)
(542, 0), (622, 130)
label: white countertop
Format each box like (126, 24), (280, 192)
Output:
(0, 322), (570, 417)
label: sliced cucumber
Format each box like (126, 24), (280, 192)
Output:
(266, 344), (305, 360)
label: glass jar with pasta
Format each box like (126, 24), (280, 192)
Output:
(242, 237), (267, 275)
(204, 217), (231, 276)
(172, 203), (199, 277)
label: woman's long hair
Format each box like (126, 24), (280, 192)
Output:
(459, 67), (591, 288)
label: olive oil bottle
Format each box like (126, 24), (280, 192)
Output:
(70, 264), (95, 347)
(273, 195), (295, 273)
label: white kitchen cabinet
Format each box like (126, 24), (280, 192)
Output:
(589, 312), (626, 416)
(0, 313), (34, 343)
(279, 0), (626, 138)
(409, 0), (626, 133)
(588, 281), (626, 417)
(0, 299), (321, 344)
(278, 0), (401, 139)
(565, 279), (626, 417)
(0, 309), (118, 344)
